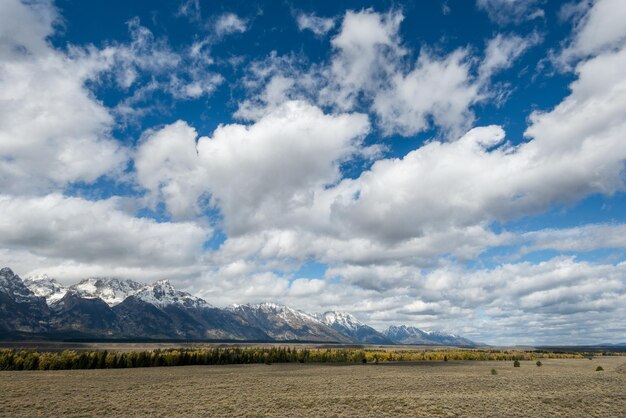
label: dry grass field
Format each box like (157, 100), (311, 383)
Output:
(1, 357), (625, 417)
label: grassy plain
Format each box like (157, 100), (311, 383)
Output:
(1, 356), (624, 417)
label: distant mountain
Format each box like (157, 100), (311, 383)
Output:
(48, 292), (121, 336)
(228, 303), (352, 342)
(113, 295), (267, 340)
(69, 278), (145, 306)
(318, 311), (393, 344)
(132, 280), (210, 309)
(0, 266), (477, 346)
(23, 274), (67, 304)
(0, 268), (49, 334)
(384, 325), (475, 346)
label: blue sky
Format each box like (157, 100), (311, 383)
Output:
(1, 0), (626, 345)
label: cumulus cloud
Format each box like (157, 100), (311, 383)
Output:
(109, 17), (223, 107)
(2, 0), (626, 345)
(372, 49), (479, 137)
(476, 0), (545, 25)
(363, 28), (538, 137)
(426, 257), (626, 344)
(296, 12), (335, 36)
(329, 21), (626, 245)
(135, 100), (371, 226)
(479, 32), (541, 80)
(191, 255), (626, 345)
(138, 0), (626, 272)
(135, 121), (205, 219)
(320, 9), (405, 111)
(214, 13), (247, 37)
(0, 0), (128, 193)
(521, 223), (626, 254)
(0, 194), (210, 270)
(556, 0), (626, 66)
(211, 225), (508, 270)
(238, 9), (536, 138)
(177, 0), (201, 22)
(0, 1), (228, 195)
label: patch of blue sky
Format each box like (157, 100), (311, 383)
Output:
(293, 260), (328, 279)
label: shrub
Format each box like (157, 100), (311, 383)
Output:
(596, 366), (604, 371)
(513, 360), (521, 367)
(491, 368), (497, 375)
(536, 360), (542, 367)
(443, 356), (448, 362)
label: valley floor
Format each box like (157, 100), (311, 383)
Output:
(1, 357), (625, 417)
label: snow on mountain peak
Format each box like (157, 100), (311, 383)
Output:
(319, 311), (363, 331)
(133, 280), (211, 309)
(228, 302), (325, 327)
(69, 277), (145, 306)
(23, 274), (67, 304)
(383, 325), (474, 346)
(0, 267), (38, 302)
(255, 302), (321, 323)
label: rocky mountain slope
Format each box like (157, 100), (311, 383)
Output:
(69, 278), (146, 306)
(23, 274), (67, 304)
(0, 267), (477, 345)
(0, 268), (49, 334)
(383, 325), (475, 346)
(228, 303), (353, 342)
(318, 311), (394, 344)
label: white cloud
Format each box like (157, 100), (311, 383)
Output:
(0, 194), (210, 271)
(557, 0), (626, 65)
(236, 73), (297, 120)
(214, 13), (247, 37)
(318, 10), (534, 137)
(330, 31), (626, 244)
(138, 3), (626, 277)
(0, 0), (57, 55)
(320, 9), (405, 111)
(135, 121), (207, 219)
(177, 0), (201, 22)
(135, 100), (371, 227)
(476, 0), (545, 25)
(521, 223), (626, 254)
(237, 10), (536, 139)
(479, 32), (541, 80)
(2, 1), (626, 345)
(372, 48), (479, 138)
(296, 13), (335, 36)
(0, 0), (128, 194)
(191, 255), (626, 345)
(109, 17), (223, 102)
(0, 2), (228, 196)
(322, 256), (626, 344)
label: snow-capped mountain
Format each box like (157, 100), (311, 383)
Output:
(319, 311), (362, 331)
(319, 311), (394, 344)
(48, 291), (120, 336)
(23, 274), (67, 304)
(0, 267), (38, 303)
(228, 303), (352, 342)
(0, 267), (49, 333)
(0, 266), (478, 345)
(132, 280), (211, 309)
(383, 325), (475, 346)
(69, 278), (145, 306)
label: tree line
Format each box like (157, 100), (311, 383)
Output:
(0, 347), (586, 371)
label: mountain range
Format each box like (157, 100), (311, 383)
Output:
(0, 267), (477, 346)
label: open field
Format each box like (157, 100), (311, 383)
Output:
(1, 357), (624, 417)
